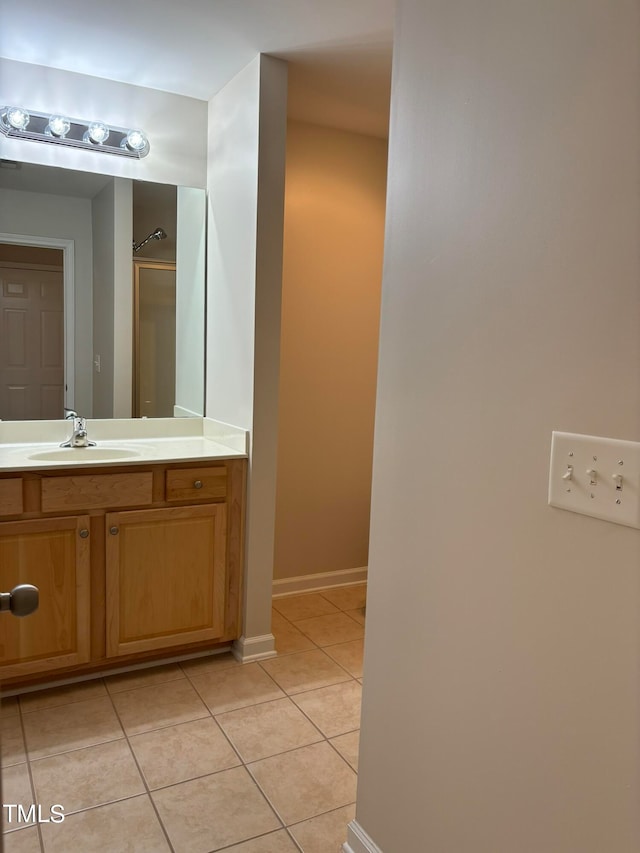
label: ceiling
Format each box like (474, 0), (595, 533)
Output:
(0, 0), (394, 138)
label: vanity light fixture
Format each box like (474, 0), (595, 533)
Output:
(122, 129), (148, 153)
(4, 106), (30, 130)
(0, 106), (150, 158)
(84, 121), (110, 145)
(45, 115), (71, 138)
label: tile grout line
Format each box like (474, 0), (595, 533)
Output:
(256, 646), (357, 693)
(271, 593), (364, 845)
(102, 679), (177, 853)
(5, 591), (365, 850)
(273, 598), (366, 647)
(102, 673), (187, 699)
(207, 825), (303, 853)
(19, 674), (157, 844)
(243, 753), (357, 849)
(18, 677), (186, 850)
(242, 757), (298, 833)
(286, 799), (359, 831)
(182, 663), (289, 716)
(269, 597), (364, 766)
(7, 705), (43, 850)
(282, 692), (361, 770)
(283, 826), (306, 853)
(180, 648), (360, 846)
(109, 663), (291, 850)
(237, 682), (359, 839)
(182, 667), (293, 848)
(17, 664), (354, 767)
(290, 629), (365, 649)
(325, 731), (360, 773)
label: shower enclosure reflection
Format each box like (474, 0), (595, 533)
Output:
(134, 259), (176, 418)
(133, 226), (167, 255)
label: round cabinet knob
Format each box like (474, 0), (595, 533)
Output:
(79, 528), (89, 539)
(0, 584), (39, 618)
(194, 480), (203, 489)
(109, 526), (119, 535)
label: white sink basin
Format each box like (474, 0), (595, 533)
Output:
(28, 448), (142, 462)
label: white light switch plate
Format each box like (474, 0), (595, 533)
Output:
(549, 431), (640, 528)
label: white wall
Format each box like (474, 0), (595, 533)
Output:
(91, 182), (116, 418)
(175, 187), (206, 417)
(0, 187), (93, 414)
(206, 58), (261, 432)
(206, 55), (288, 653)
(355, 1), (640, 852)
(275, 121), (386, 581)
(0, 58), (207, 188)
(92, 178), (132, 418)
(112, 179), (134, 418)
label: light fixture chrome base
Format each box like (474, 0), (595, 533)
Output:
(0, 107), (150, 158)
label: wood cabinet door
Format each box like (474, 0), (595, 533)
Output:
(105, 504), (227, 657)
(0, 516), (91, 679)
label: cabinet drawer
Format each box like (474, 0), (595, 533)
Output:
(165, 466), (227, 502)
(0, 479), (23, 516)
(41, 472), (153, 512)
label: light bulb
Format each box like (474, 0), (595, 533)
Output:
(121, 129), (148, 153)
(4, 107), (30, 131)
(46, 115), (70, 138)
(84, 121), (109, 144)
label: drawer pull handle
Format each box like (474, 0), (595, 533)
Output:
(110, 526), (119, 535)
(79, 528), (89, 539)
(194, 480), (203, 489)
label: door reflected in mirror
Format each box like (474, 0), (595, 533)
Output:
(0, 243), (65, 420)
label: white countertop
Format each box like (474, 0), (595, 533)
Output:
(0, 417), (248, 472)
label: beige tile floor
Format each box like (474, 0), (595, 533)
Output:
(1, 585), (366, 853)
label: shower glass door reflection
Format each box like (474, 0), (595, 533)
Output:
(133, 260), (176, 418)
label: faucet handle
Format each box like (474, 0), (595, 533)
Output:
(64, 409), (79, 420)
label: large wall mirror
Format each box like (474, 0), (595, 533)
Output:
(0, 161), (205, 421)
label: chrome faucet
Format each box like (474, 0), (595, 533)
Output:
(61, 412), (96, 448)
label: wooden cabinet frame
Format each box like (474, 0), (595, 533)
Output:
(0, 458), (246, 690)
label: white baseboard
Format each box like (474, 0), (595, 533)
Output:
(272, 566), (368, 598)
(343, 820), (384, 853)
(231, 633), (277, 663)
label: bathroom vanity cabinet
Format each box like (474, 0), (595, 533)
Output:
(0, 458), (246, 687)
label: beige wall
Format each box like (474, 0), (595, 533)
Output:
(355, 1), (640, 852)
(274, 121), (387, 580)
(133, 183), (177, 262)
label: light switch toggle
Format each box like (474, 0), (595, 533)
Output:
(549, 431), (640, 528)
(562, 466), (573, 481)
(586, 468), (598, 485)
